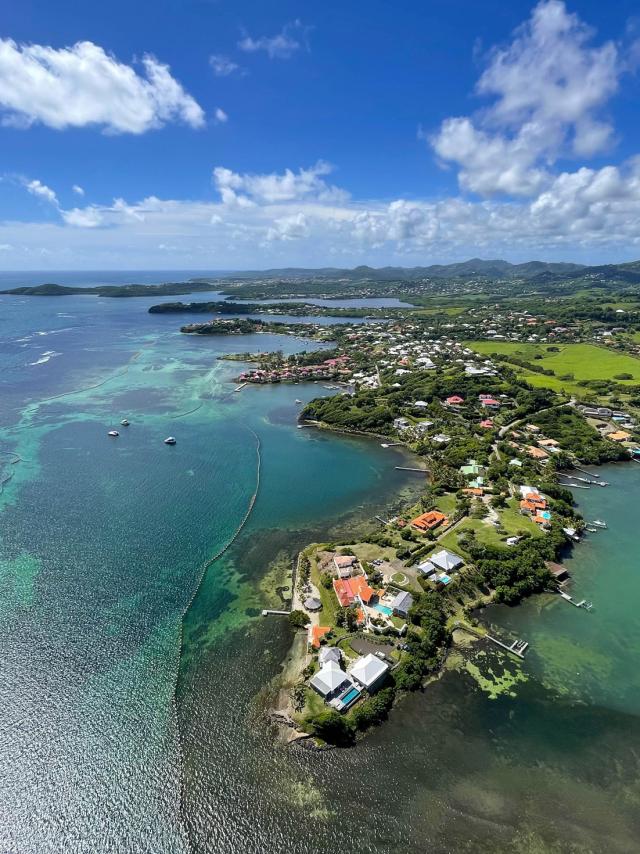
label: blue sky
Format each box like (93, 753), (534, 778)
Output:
(1, 0), (640, 269)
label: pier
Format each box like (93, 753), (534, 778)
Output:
(454, 622), (529, 659)
(234, 382), (247, 392)
(394, 466), (429, 474)
(558, 590), (592, 610)
(261, 609), (290, 616)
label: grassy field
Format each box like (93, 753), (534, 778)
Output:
(438, 498), (541, 555)
(465, 342), (640, 396)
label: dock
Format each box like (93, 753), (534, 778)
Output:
(234, 383), (247, 392)
(454, 622), (528, 659)
(394, 466), (429, 474)
(558, 590), (592, 610)
(381, 442), (403, 448)
(375, 515), (391, 525)
(558, 480), (590, 489)
(486, 634), (528, 659)
(261, 609), (290, 617)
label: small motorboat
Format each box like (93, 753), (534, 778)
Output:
(121, 419), (130, 426)
(295, 399), (302, 404)
(108, 430), (119, 437)
(591, 519), (607, 529)
(164, 436), (177, 445)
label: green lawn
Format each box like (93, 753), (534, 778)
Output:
(434, 493), (457, 515)
(464, 341), (640, 396)
(437, 500), (540, 555)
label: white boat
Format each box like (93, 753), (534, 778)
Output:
(164, 436), (177, 445)
(120, 419), (130, 426)
(295, 399), (302, 404)
(591, 519), (607, 528)
(108, 430), (119, 437)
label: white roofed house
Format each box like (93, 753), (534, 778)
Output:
(350, 653), (390, 692)
(310, 660), (352, 700)
(318, 646), (342, 665)
(426, 549), (464, 574)
(390, 591), (413, 618)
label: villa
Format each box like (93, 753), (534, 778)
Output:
(310, 660), (353, 700)
(390, 590), (413, 618)
(460, 459), (484, 477)
(411, 510), (448, 532)
(333, 554), (358, 577)
(526, 445), (549, 460)
(419, 549), (464, 578)
(318, 646), (342, 665)
(444, 395), (464, 406)
(349, 653), (390, 691)
(333, 575), (375, 607)
(431, 433), (451, 445)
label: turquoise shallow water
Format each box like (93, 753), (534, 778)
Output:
(2, 287), (640, 853)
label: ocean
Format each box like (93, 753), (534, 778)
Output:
(1, 281), (639, 853)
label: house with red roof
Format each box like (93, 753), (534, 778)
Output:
(444, 395), (464, 407)
(411, 510), (448, 532)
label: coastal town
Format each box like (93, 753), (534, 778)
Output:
(182, 296), (640, 745)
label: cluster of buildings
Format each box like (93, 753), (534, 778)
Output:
(238, 355), (351, 385)
(518, 485), (553, 529)
(309, 648), (391, 712)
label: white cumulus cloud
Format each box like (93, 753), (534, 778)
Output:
(431, 0), (620, 196)
(0, 38), (205, 134)
(24, 178), (58, 205)
(213, 161), (348, 206)
(214, 107), (228, 124)
(72, 184), (85, 196)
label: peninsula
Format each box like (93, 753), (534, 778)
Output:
(168, 270), (640, 747)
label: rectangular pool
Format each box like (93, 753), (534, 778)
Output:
(374, 604), (393, 616)
(340, 687), (360, 707)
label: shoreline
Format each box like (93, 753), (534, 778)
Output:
(265, 416), (624, 748)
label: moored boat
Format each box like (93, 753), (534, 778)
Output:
(591, 519), (607, 528)
(164, 436), (177, 445)
(108, 430), (119, 437)
(121, 419), (130, 426)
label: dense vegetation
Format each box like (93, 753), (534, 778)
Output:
(530, 409), (630, 464)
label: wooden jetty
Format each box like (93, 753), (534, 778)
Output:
(261, 609), (290, 617)
(394, 466), (429, 474)
(234, 382), (247, 392)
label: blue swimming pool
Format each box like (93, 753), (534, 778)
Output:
(374, 604), (393, 616)
(440, 574), (451, 585)
(340, 687), (360, 706)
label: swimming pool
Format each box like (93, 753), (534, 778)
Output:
(374, 604), (393, 616)
(439, 574), (452, 585)
(340, 687), (360, 706)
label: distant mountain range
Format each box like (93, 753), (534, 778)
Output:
(4, 258), (640, 296)
(201, 258), (587, 282)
